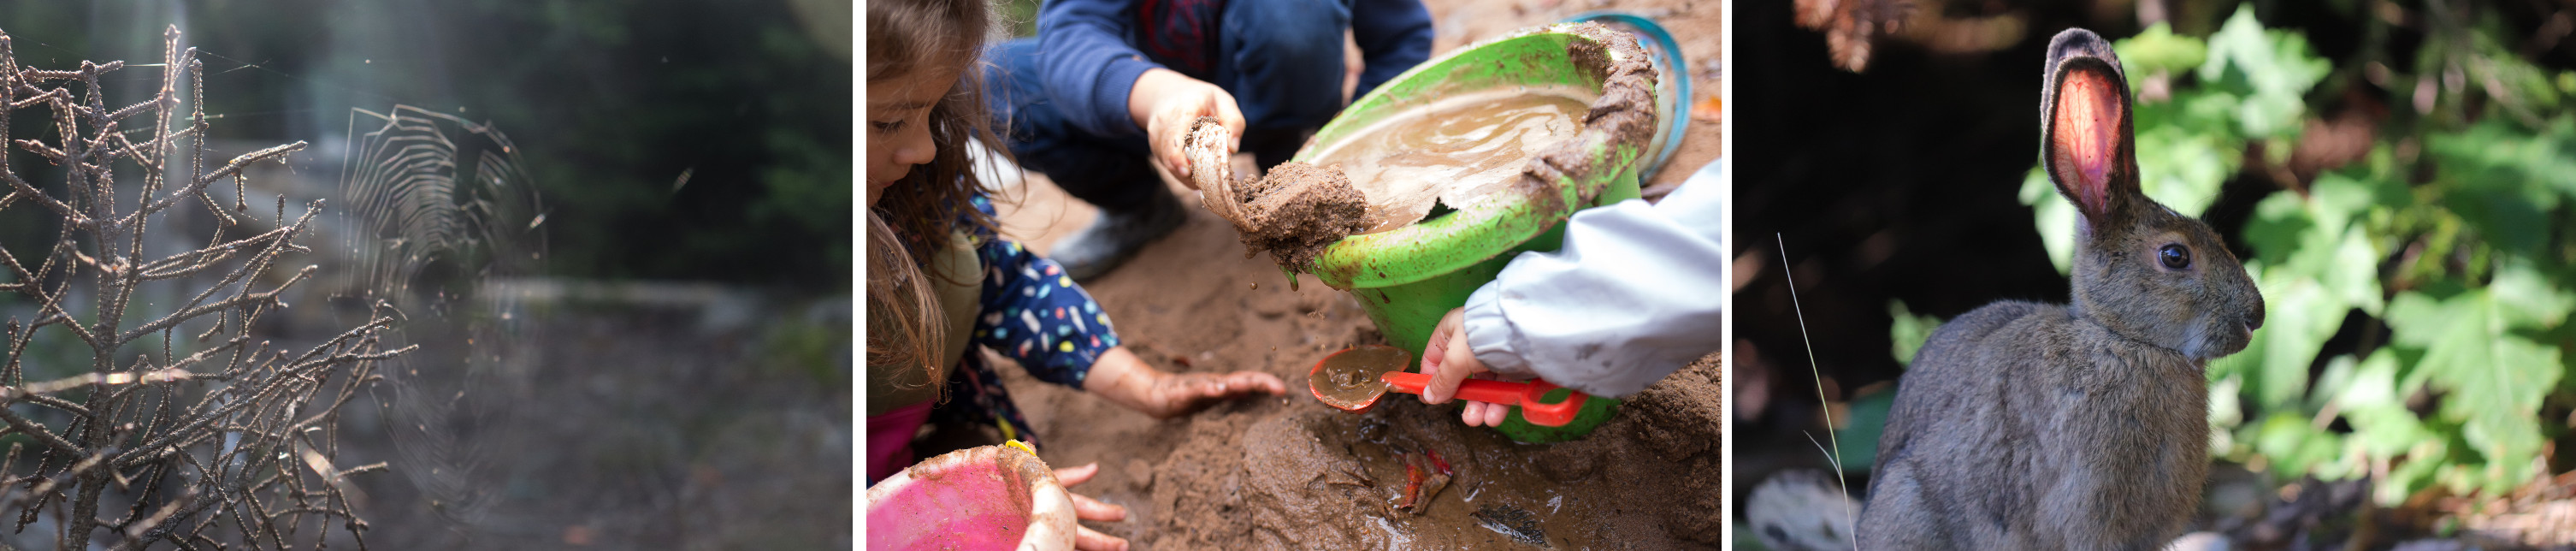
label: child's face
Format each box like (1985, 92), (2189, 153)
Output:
(865, 65), (963, 208)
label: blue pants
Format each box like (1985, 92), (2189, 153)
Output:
(984, 0), (1352, 211)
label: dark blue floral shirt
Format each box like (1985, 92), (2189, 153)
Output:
(966, 197), (1120, 388)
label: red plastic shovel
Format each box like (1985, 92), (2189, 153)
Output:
(1306, 345), (1589, 426)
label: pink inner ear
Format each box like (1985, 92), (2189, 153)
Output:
(2051, 69), (2123, 217)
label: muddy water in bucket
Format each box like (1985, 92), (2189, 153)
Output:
(1306, 87), (1593, 234)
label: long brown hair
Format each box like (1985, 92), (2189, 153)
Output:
(866, 0), (1007, 379)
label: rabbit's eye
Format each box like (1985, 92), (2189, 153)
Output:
(2159, 244), (2192, 270)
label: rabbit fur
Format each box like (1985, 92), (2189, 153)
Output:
(1855, 28), (2267, 550)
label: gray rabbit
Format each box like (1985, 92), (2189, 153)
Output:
(1855, 28), (2266, 550)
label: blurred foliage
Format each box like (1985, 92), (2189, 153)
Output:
(1834, 384), (1899, 474)
(2006, 3), (2576, 505)
(1002, 0), (1045, 38)
(1888, 299), (1942, 365)
(761, 305), (854, 387)
(439, 0), (854, 289)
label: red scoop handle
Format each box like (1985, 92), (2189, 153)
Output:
(1378, 371), (1587, 426)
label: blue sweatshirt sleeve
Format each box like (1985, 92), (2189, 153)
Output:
(1037, 0), (1161, 138)
(1349, 0), (1435, 99)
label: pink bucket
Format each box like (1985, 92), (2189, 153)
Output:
(865, 445), (1076, 551)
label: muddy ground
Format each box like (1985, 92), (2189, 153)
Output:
(954, 1), (1726, 547)
(251, 288), (856, 549)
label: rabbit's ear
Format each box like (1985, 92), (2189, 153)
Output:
(2041, 30), (2139, 231)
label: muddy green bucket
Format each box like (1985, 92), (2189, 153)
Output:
(1298, 23), (1663, 443)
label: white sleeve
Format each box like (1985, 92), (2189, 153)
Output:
(1460, 162), (1724, 397)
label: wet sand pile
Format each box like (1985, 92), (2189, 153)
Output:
(1189, 118), (1371, 271)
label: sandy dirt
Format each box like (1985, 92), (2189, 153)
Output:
(338, 300), (853, 548)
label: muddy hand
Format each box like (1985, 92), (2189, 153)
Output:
(1087, 347), (1285, 419)
(1185, 119), (1249, 227)
(1422, 308), (1510, 427)
(1054, 463), (1131, 551)
(1128, 68), (1244, 182)
(1143, 370), (1286, 419)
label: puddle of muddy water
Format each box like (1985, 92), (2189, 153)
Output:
(1308, 86), (1597, 234)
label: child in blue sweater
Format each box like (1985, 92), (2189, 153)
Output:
(984, 0), (1434, 280)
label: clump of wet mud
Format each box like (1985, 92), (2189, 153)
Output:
(1189, 117), (1371, 271)
(1142, 353), (1728, 549)
(1521, 21), (1662, 208)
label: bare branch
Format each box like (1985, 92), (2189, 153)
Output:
(0, 24), (406, 549)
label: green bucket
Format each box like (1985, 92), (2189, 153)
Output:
(1297, 23), (1662, 442)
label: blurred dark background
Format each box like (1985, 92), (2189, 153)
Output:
(2, 0), (852, 290)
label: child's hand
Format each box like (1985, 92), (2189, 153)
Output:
(1053, 462), (1131, 551)
(1126, 68), (1244, 185)
(1421, 308), (1511, 427)
(1088, 347), (1285, 419)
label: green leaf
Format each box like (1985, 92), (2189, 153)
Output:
(2020, 169), (2079, 275)
(2254, 412), (2343, 477)
(2378, 438), (2449, 506)
(2134, 124), (2230, 216)
(2198, 6), (2330, 139)
(2489, 262), (2576, 328)
(2425, 116), (2576, 257)
(2334, 351), (2428, 459)
(2242, 192), (2313, 266)
(2245, 264), (2353, 409)
(2114, 23), (2209, 80)
(2306, 174), (2379, 236)
(1888, 300), (1941, 365)
(2384, 288), (2567, 495)
(2325, 225), (2387, 317)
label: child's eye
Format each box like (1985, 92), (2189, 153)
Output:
(871, 120), (906, 134)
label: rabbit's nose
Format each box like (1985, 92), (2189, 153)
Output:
(2245, 311), (2265, 332)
